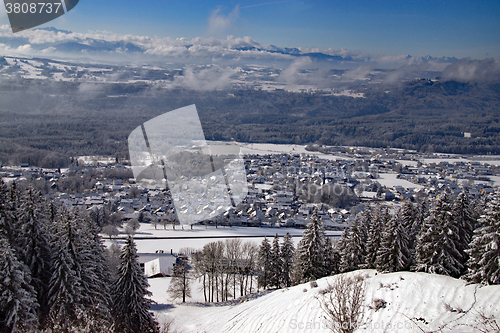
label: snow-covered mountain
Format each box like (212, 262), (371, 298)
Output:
(0, 25), (459, 68)
(151, 270), (500, 333)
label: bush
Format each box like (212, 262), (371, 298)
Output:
(316, 274), (366, 333)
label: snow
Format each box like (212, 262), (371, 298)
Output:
(240, 143), (352, 161)
(104, 224), (342, 254)
(396, 160), (418, 167)
(149, 270), (500, 332)
(375, 173), (423, 190)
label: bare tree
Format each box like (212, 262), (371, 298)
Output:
(316, 274), (367, 333)
(167, 257), (191, 303)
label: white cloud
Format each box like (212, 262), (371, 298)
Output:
(207, 6), (240, 37)
(171, 66), (238, 90)
(442, 59), (500, 82)
(279, 57), (312, 84)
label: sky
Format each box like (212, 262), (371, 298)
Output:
(0, 0), (499, 59)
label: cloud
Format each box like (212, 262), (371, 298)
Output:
(441, 59), (500, 82)
(341, 66), (373, 81)
(171, 66), (238, 90)
(207, 6), (240, 37)
(279, 57), (313, 84)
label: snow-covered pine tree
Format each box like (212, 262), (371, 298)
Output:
(339, 215), (366, 272)
(111, 235), (158, 333)
(269, 234), (282, 289)
(400, 199), (418, 266)
(0, 181), (22, 255)
(452, 189), (476, 273)
(465, 189), (500, 285)
(77, 215), (113, 331)
(375, 209), (411, 272)
(280, 232), (295, 287)
(257, 237), (272, 289)
(292, 209), (329, 283)
(414, 193), (464, 278)
(323, 237), (336, 275)
(412, 199), (428, 245)
(358, 207), (371, 245)
(364, 205), (384, 269)
(47, 208), (87, 331)
(0, 236), (39, 333)
(17, 187), (53, 322)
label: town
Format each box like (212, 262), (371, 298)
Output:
(2, 144), (498, 234)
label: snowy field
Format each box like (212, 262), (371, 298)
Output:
(104, 223), (343, 254)
(150, 270), (500, 333)
(375, 173), (424, 190)
(239, 143), (352, 161)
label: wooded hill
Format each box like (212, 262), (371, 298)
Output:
(0, 78), (499, 167)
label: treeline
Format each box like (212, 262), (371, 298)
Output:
(281, 188), (498, 288)
(0, 179), (159, 333)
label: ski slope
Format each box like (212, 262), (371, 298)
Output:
(150, 270), (500, 332)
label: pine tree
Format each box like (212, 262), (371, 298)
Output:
(17, 188), (53, 322)
(414, 193), (464, 278)
(412, 199), (428, 246)
(323, 237), (336, 275)
(0, 181), (22, 255)
(375, 209), (411, 272)
(364, 205), (384, 269)
(0, 236), (39, 333)
(111, 236), (158, 333)
(78, 216), (113, 330)
(280, 232), (295, 287)
(339, 215), (366, 272)
(292, 209), (329, 283)
(452, 189), (476, 273)
(465, 189), (500, 285)
(269, 234), (282, 289)
(47, 209), (87, 331)
(257, 237), (272, 289)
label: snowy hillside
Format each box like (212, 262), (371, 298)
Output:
(150, 270), (500, 333)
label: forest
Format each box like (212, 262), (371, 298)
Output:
(0, 77), (499, 167)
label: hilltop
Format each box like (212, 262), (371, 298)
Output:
(151, 270), (500, 332)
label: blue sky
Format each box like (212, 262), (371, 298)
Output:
(2, 0), (500, 58)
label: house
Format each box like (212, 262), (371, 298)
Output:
(142, 255), (177, 278)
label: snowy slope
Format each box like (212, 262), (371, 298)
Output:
(150, 270), (500, 333)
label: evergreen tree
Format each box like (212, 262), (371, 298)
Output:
(257, 237), (272, 289)
(375, 209), (411, 272)
(0, 236), (39, 333)
(414, 193), (464, 278)
(280, 232), (295, 288)
(452, 189), (476, 273)
(465, 189), (500, 285)
(47, 209), (86, 331)
(0, 181), (22, 255)
(111, 236), (158, 333)
(292, 209), (329, 283)
(358, 207), (371, 245)
(339, 215), (366, 272)
(78, 216), (113, 331)
(412, 199), (428, 246)
(269, 234), (282, 288)
(17, 188), (53, 322)
(323, 237), (336, 275)
(364, 205), (384, 269)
